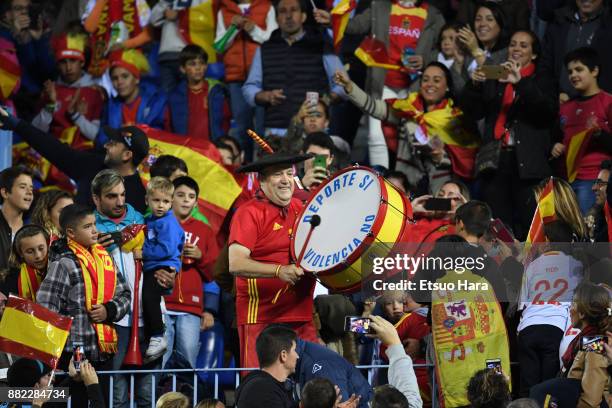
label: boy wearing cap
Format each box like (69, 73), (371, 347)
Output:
(32, 33), (106, 151)
(97, 49), (167, 147)
(228, 152), (318, 369)
(164, 44), (230, 142)
(0, 106), (149, 213)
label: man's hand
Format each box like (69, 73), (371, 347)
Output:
(43, 80), (57, 104)
(267, 89), (286, 106)
(231, 14), (246, 28)
(183, 243), (202, 260)
(278, 264), (304, 285)
(80, 361), (99, 386)
(333, 70), (353, 93)
(201, 311), (214, 331)
(313, 9), (331, 26)
(243, 19), (255, 32)
(302, 167), (329, 189)
(155, 268), (177, 289)
(89, 304), (108, 323)
(164, 8), (179, 21)
(551, 143), (565, 158)
(368, 315), (401, 346)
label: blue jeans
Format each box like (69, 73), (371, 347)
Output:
(112, 325), (159, 408)
(162, 313), (201, 369)
(571, 179), (596, 215)
(229, 82), (264, 162)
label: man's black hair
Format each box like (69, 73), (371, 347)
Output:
(455, 200), (492, 238)
(150, 155), (188, 179)
(59, 203), (93, 233)
(179, 44), (208, 66)
(273, 0), (307, 15)
(256, 324), (297, 368)
(385, 170), (411, 194)
(172, 176), (200, 198)
(217, 135), (243, 154)
(371, 385), (409, 408)
(0, 165), (32, 205)
(601, 159), (612, 171)
(301, 378), (336, 408)
(303, 132), (335, 155)
(564, 47), (600, 72)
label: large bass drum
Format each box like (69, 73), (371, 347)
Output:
(291, 166), (412, 293)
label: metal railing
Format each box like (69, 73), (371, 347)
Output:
(62, 363), (438, 407)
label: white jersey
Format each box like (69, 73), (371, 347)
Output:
(518, 251), (584, 332)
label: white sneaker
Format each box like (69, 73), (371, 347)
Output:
(144, 336), (167, 363)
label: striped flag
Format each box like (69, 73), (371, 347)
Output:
(526, 177), (556, 245)
(178, 0), (218, 63)
(137, 126), (241, 234)
(0, 38), (21, 101)
(331, 0), (357, 52)
(354, 36), (401, 70)
(565, 128), (593, 183)
(0, 295), (73, 368)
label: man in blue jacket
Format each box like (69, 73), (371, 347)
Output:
(293, 337), (372, 408)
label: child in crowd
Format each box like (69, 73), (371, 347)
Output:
(142, 177), (185, 361)
(164, 45), (230, 141)
(553, 47), (612, 214)
(162, 176), (220, 368)
(517, 220), (584, 397)
(0, 225), (50, 302)
(435, 23), (463, 70)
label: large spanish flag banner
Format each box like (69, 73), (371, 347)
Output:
(0, 295), (73, 369)
(432, 271), (510, 407)
(331, 0), (357, 53)
(565, 128), (593, 183)
(178, 0), (218, 63)
(137, 126), (241, 234)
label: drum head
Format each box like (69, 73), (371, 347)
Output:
(292, 168), (383, 273)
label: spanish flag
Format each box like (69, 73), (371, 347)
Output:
(354, 36), (401, 70)
(565, 128), (593, 183)
(178, 0), (218, 63)
(0, 295), (73, 368)
(0, 38), (20, 101)
(137, 126), (241, 234)
(526, 177), (556, 245)
(331, 0), (357, 53)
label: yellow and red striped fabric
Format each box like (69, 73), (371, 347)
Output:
(0, 38), (21, 101)
(0, 295), (73, 368)
(178, 0), (218, 63)
(526, 177), (556, 245)
(565, 128), (593, 183)
(17, 264), (43, 302)
(137, 126), (242, 234)
(354, 36), (401, 70)
(331, 0), (357, 52)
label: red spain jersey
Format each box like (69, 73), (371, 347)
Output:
(229, 196), (315, 325)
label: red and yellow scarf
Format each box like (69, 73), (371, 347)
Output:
(68, 239), (118, 353)
(494, 63), (536, 144)
(17, 264), (43, 302)
(387, 93), (480, 179)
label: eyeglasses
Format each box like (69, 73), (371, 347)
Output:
(306, 112), (323, 118)
(594, 179), (609, 187)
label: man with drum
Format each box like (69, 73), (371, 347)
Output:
(228, 152), (319, 368)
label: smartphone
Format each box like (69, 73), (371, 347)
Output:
(480, 65), (509, 80)
(485, 358), (502, 375)
(582, 335), (607, 353)
(344, 316), (374, 334)
(313, 154), (328, 170)
(490, 219), (514, 244)
(73, 345), (84, 372)
(306, 92), (319, 107)
(424, 198), (452, 212)
(100, 231), (122, 246)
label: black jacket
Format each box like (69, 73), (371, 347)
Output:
(458, 70), (556, 180)
(541, 5), (612, 96)
(0, 211), (12, 271)
(7, 117), (147, 213)
(235, 370), (296, 408)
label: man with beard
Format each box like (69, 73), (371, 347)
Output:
(591, 160), (611, 242)
(0, 106), (149, 212)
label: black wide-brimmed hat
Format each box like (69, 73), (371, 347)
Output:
(237, 152), (314, 173)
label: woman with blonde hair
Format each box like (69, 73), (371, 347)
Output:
(156, 392), (190, 408)
(533, 177), (588, 241)
(30, 190), (74, 241)
(530, 282), (611, 408)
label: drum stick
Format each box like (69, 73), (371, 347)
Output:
(296, 215), (321, 267)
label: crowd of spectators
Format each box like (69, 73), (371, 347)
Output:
(1, 0), (612, 407)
